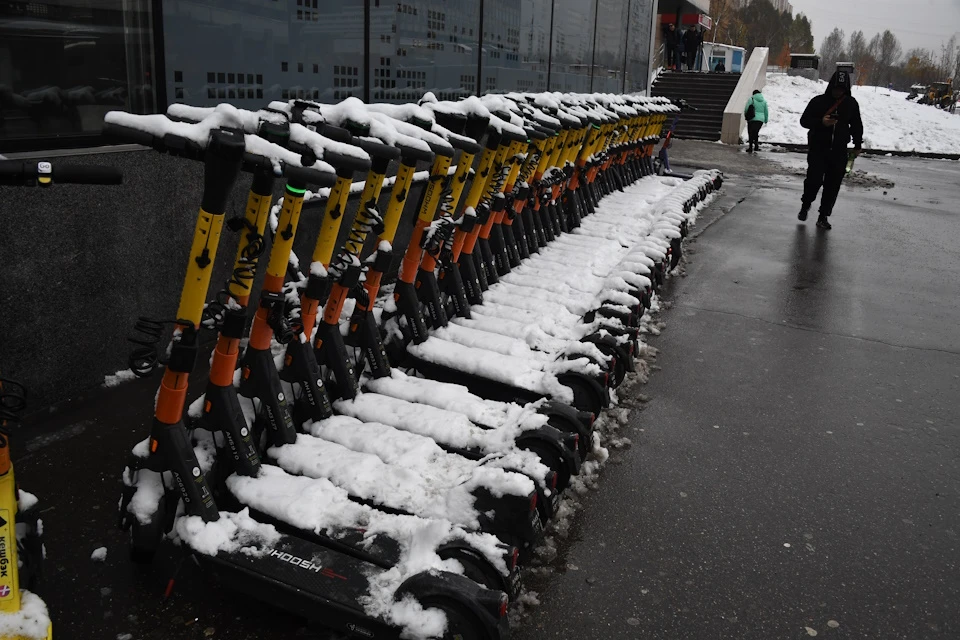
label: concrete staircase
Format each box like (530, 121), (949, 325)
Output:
(651, 71), (742, 141)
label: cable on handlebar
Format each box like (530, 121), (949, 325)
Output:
(127, 317), (176, 378)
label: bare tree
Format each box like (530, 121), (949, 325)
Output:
(876, 30), (903, 85)
(846, 30), (872, 84)
(847, 31), (868, 67)
(818, 27), (846, 80)
(955, 46), (960, 86)
(937, 35), (957, 80)
(867, 33), (882, 83)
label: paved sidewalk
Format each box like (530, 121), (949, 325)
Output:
(513, 149), (960, 639)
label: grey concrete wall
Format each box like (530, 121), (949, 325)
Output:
(0, 148), (425, 417)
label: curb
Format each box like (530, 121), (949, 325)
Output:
(765, 142), (960, 161)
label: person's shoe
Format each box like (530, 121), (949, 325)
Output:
(816, 215), (832, 230)
(798, 203), (810, 221)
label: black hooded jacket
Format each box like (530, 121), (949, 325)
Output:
(800, 70), (864, 154)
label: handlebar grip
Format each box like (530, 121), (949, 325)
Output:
(503, 129), (529, 144)
(355, 138), (401, 162)
(445, 135), (482, 155)
(397, 144), (435, 165)
(426, 141), (455, 158)
(0, 161), (26, 185)
(283, 164), (338, 189)
(52, 164), (123, 185)
(323, 150), (372, 174)
(433, 110), (467, 134)
(525, 126), (548, 141)
(321, 124), (353, 143)
(464, 113), (491, 142)
(241, 152), (337, 188)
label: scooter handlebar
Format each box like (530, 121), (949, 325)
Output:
(241, 152), (337, 188)
(49, 163), (124, 185)
(104, 122), (336, 187)
(0, 160), (123, 186)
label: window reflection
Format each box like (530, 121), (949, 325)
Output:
(1, 0), (654, 148)
(0, 0), (154, 146)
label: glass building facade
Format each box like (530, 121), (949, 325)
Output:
(1, 0), (655, 151)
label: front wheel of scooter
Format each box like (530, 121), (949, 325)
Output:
(420, 598), (493, 640)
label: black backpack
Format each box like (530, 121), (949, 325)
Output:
(745, 99), (756, 120)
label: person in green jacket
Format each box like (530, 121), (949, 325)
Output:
(744, 89), (769, 153)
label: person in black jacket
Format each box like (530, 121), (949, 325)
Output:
(664, 24), (679, 70)
(683, 27), (702, 71)
(798, 69), (863, 229)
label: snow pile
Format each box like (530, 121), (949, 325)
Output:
(761, 73), (960, 154)
(363, 369), (552, 432)
(90, 546), (107, 562)
(272, 418), (535, 524)
(228, 466), (508, 573)
(0, 591), (51, 640)
(103, 368), (137, 388)
(408, 172), (717, 401)
(175, 508), (282, 557)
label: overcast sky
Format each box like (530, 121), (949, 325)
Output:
(792, 0), (960, 54)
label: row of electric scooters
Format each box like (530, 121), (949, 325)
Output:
(105, 90), (721, 640)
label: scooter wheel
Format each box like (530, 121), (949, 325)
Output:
(517, 437), (571, 493)
(419, 598), (492, 640)
(599, 348), (627, 388)
(557, 373), (606, 417)
(437, 547), (512, 597)
(128, 498), (167, 564)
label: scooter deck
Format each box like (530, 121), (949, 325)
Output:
(264, 428), (544, 547)
(197, 533), (507, 639)
(402, 339), (608, 416)
(335, 392), (578, 485)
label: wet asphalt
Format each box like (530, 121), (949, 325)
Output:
(14, 147), (960, 640)
(513, 150), (960, 639)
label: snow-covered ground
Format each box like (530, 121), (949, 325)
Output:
(761, 73), (960, 154)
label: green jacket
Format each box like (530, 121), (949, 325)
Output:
(744, 93), (769, 123)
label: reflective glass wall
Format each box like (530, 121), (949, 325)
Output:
(0, 0), (155, 149)
(1, 0), (655, 151)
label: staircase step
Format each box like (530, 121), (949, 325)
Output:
(652, 71), (742, 137)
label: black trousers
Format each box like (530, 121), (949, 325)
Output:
(666, 45), (677, 67)
(803, 149), (847, 217)
(747, 121), (763, 147)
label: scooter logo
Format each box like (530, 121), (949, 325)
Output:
(267, 549), (347, 580)
(0, 585), (9, 598)
(0, 511), (11, 582)
(346, 623), (374, 638)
